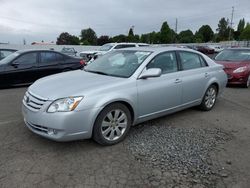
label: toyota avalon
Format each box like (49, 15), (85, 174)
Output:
(22, 47), (227, 145)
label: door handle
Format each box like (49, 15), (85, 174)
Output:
(205, 73), (210, 78)
(174, 78), (182, 84)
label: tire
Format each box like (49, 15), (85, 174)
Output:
(93, 103), (132, 145)
(199, 85), (218, 111)
(244, 75), (250, 88)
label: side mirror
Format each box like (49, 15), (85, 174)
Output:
(139, 68), (162, 79)
(11, 61), (19, 67)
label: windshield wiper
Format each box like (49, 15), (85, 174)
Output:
(84, 69), (109, 76)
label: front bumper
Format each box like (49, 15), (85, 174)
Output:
(226, 73), (248, 85)
(22, 102), (99, 142)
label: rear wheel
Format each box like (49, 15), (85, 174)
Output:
(93, 103), (131, 145)
(199, 85), (218, 111)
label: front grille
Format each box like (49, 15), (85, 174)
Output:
(23, 91), (48, 112)
(27, 121), (48, 134)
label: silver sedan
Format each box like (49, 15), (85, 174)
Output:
(22, 47), (227, 145)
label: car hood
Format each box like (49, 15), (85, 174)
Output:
(216, 61), (250, 69)
(28, 70), (125, 100)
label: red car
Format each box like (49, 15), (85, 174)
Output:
(215, 48), (250, 88)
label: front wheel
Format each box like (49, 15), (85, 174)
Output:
(244, 75), (250, 88)
(93, 103), (131, 145)
(199, 85), (218, 111)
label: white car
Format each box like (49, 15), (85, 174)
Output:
(80, 43), (149, 61)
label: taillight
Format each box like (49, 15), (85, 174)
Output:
(80, 60), (86, 66)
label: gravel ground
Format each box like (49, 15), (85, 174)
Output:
(125, 123), (233, 187)
(0, 87), (250, 188)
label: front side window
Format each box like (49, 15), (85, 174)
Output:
(16, 53), (37, 65)
(179, 51), (207, 70)
(41, 52), (58, 63)
(85, 50), (151, 78)
(146, 52), (178, 74)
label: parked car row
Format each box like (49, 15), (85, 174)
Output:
(79, 43), (150, 62)
(1, 44), (249, 145)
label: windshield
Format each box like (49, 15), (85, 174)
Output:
(84, 50), (152, 78)
(215, 49), (250, 61)
(99, 44), (114, 51)
(0, 52), (19, 64)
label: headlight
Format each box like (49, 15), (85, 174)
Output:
(233, 66), (247, 73)
(47, 97), (83, 113)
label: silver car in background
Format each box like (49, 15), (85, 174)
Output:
(22, 47), (227, 145)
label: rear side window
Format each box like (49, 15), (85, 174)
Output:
(41, 52), (58, 63)
(114, 44), (136, 49)
(147, 52), (178, 74)
(16, 53), (37, 65)
(179, 51), (207, 70)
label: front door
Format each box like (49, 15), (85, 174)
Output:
(4, 52), (38, 85)
(137, 51), (182, 119)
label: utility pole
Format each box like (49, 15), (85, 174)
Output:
(175, 18), (178, 34)
(228, 6), (234, 41)
(175, 18), (178, 43)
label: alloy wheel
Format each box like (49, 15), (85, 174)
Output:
(101, 109), (128, 141)
(204, 87), (217, 109)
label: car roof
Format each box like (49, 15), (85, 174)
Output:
(117, 46), (199, 54)
(225, 48), (250, 50)
(104, 42), (148, 46)
(16, 49), (58, 54)
(0, 48), (17, 51)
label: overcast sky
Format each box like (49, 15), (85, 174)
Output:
(0, 0), (249, 44)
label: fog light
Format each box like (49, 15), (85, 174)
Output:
(47, 129), (57, 135)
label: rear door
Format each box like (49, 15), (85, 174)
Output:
(177, 51), (210, 104)
(4, 52), (38, 84)
(37, 51), (65, 78)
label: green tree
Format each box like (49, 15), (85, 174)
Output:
(237, 18), (245, 33)
(127, 27), (135, 42)
(178, 30), (194, 43)
(140, 33), (150, 43)
(56, 32), (80, 45)
(235, 18), (246, 40)
(197, 25), (214, 42)
(111, 34), (127, 42)
(160, 22), (173, 43)
(194, 31), (203, 43)
(80, 28), (97, 45)
(97, 35), (111, 45)
(240, 23), (250, 40)
(216, 17), (230, 41)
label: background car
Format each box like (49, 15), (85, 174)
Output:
(0, 49), (85, 87)
(207, 45), (224, 53)
(0, 49), (17, 60)
(61, 47), (78, 56)
(22, 47), (227, 145)
(196, 46), (215, 54)
(79, 42), (149, 62)
(215, 48), (250, 88)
